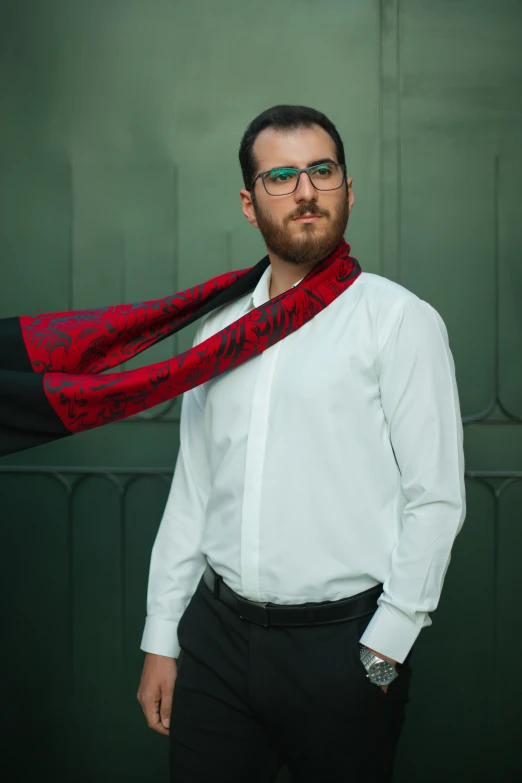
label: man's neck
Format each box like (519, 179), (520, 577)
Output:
(268, 260), (317, 300)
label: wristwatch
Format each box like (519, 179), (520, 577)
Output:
(359, 644), (399, 686)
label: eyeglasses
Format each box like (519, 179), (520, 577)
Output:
(251, 162), (347, 196)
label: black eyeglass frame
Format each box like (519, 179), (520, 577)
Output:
(249, 162), (347, 195)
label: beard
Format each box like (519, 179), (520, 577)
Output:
(252, 190), (350, 267)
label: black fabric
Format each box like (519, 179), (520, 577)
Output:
(0, 370), (70, 456)
(170, 568), (414, 782)
(0, 316), (34, 372)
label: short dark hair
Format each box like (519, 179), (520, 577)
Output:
(238, 104), (346, 192)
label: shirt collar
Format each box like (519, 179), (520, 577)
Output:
(240, 264), (306, 315)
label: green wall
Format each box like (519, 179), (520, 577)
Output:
(1, 1), (521, 780)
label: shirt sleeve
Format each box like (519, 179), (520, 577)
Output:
(358, 295), (467, 664)
(140, 320), (211, 658)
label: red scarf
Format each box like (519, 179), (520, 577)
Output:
(0, 238), (361, 456)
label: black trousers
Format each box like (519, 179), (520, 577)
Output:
(169, 571), (414, 783)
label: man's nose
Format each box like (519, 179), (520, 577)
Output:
(293, 170), (318, 201)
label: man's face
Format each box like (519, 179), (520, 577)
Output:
(240, 124), (354, 267)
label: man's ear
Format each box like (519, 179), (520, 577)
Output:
(240, 189), (259, 228)
(347, 177), (355, 212)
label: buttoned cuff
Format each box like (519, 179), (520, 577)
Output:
(358, 601), (424, 664)
(140, 616), (181, 659)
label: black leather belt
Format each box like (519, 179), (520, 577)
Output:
(202, 561), (383, 627)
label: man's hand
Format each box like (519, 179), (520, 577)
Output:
(137, 652), (178, 735)
(365, 647), (397, 695)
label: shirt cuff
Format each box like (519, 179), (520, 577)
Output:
(140, 616), (181, 659)
(358, 601), (425, 664)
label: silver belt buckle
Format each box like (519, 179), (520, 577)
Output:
(237, 596), (270, 627)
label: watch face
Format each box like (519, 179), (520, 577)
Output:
(368, 661), (396, 685)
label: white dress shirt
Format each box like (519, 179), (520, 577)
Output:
(141, 259), (466, 665)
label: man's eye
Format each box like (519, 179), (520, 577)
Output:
(268, 170), (296, 182)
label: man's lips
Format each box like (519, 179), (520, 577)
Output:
(292, 215), (323, 223)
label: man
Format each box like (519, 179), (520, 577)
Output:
(137, 104), (466, 782)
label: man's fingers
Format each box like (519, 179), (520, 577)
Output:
(138, 681), (175, 735)
(145, 696), (170, 735)
(160, 689), (173, 729)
